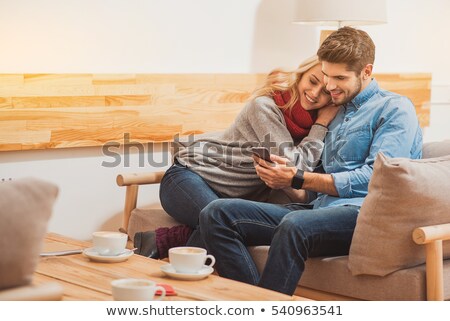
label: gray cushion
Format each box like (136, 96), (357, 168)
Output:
(0, 178), (58, 290)
(423, 140), (450, 158)
(348, 152), (450, 276)
(128, 207), (178, 241)
(248, 246), (450, 300)
(301, 257), (450, 301)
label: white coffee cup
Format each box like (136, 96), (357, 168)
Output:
(169, 246), (215, 274)
(111, 278), (166, 301)
(92, 231), (127, 256)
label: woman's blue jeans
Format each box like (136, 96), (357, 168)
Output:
(159, 162), (223, 247)
(198, 198), (360, 295)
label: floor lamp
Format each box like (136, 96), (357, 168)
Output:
(293, 0), (387, 44)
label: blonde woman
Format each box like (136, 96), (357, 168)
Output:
(134, 55), (338, 259)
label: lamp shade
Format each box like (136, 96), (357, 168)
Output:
(293, 0), (387, 27)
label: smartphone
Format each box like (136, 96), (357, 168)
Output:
(251, 147), (273, 163)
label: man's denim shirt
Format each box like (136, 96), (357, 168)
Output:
(313, 79), (423, 209)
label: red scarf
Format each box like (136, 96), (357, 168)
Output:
(272, 90), (317, 141)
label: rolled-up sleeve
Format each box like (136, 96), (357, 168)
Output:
(332, 164), (373, 198)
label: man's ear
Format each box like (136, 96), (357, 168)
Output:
(362, 64), (373, 80)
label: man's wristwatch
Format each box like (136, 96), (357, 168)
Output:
(291, 169), (305, 189)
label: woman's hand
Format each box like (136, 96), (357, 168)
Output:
(315, 104), (340, 127)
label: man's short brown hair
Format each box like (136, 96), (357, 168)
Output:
(317, 26), (375, 74)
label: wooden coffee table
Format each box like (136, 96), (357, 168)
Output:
(34, 233), (306, 301)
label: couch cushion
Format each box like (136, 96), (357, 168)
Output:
(348, 152), (450, 276)
(301, 257), (450, 301)
(422, 140), (450, 158)
(248, 246), (450, 300)
(128, 207), (179, 241)
(0, 178), (58, 290)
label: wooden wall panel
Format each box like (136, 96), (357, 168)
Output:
(0, 73), (431, 152)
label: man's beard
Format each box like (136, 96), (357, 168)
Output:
(334, 78), (362, 106)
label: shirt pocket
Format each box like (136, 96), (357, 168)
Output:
(336, 124), (372, 162)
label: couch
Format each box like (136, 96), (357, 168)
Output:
(116, 140), (450, 301)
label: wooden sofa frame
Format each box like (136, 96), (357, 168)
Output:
(117, 172), (450, 300)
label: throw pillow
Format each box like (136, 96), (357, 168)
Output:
(0, 178), (58, 289)
(348, 152), (450, 276)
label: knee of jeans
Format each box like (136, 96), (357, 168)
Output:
(199, 199), (240, 230)
(199, 199), (224, 228)
(277, 212), (310, 238)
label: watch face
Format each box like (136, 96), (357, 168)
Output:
(291, 170), (304, 189)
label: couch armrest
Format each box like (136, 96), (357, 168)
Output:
(412, 223), (450, 301)
(413, 223), (450, 244)
(116, 171), (166, 186)
(116, 171), (166, 233)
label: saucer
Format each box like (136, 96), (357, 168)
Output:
(83, 247), (134, 263)
(160, 264), (214, 281)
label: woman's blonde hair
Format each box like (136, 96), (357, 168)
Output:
(250, 55), (320, 110)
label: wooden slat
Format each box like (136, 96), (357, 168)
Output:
(136, 74), (216, 86)
(0, 130), (51, 145)
(0, 143), (25, 151)
(0, 120), (27, 130)
(0, 85), (96, 97)
(23, 74), (92, 85)
(105, 95), (152, 106)
(12, 96), (106, 108)
(0, 74), (24, 85)
(92, 74), (137, 85)
(0, 97), (12, 108)
(0, 73), (432, 151)
(93, 84), (169, 96)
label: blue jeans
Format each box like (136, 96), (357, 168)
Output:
(198, 198), (360, 295)
(159, 162), (222, 247)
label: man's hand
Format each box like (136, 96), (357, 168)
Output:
(253, 154), (297, 189)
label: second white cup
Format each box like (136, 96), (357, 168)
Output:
(92, 231), (127, 256)
(111, 278), (166, 301)
(169, 247), (215, 274)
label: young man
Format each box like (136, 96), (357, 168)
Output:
(197, 27), (423, 295)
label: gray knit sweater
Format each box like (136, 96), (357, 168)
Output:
(173, 96), (328, 201)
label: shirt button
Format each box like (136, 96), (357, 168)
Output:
(345, 118), (350, 122)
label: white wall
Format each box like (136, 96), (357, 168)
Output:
(1, 0), (449, 240)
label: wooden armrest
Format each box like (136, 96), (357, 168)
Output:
(116, 171), (166, 186)
(116, 171), (166, 234)
(411, 223), (450, 301)
(413, 223), (450, 244)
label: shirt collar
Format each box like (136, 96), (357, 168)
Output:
(346, 78), (379, 109)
